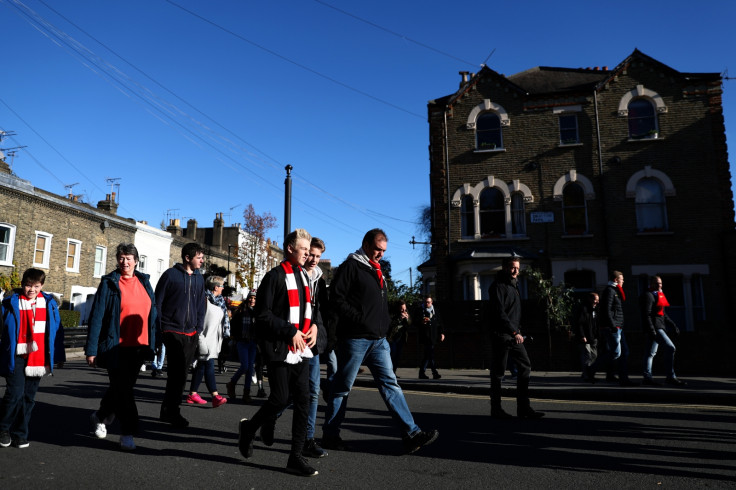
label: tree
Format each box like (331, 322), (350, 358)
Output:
(237, 204), (277, 290)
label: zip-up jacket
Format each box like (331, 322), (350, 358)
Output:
(488, 270), (522, 337)
(600, 283), (625, 330)
(307, 266), (328, 355)
(154, 264), (206, 336)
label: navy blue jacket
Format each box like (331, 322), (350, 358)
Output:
(85, 270), (157, 368)
(330, 257), (390, 340)
(154, 264), (206, 336)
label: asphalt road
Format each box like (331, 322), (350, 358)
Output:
(1, 360), (734, 489)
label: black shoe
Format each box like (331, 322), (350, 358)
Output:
(491, 408), (513, 419)
(642, 378), (660, 386)
(256, 388), (267, 398)
(518, 408), (545, 419)
(404, 429), (439, 454)
(432, 373), (441, 380)
(619, 379), (639, 387)
(242, 394), (253, 404)
(13, 438), (30, 448)
(303, 438), (328, 458)
(238, 418), (254, 459)
(0, 431), (11, 448)
(418, 372), (429, 380)
(665, 377), (687, 386)
(160, 410), (189, 428)
(260, 421), (275, 447)
(321, 434), (347, 451)
(286, 454), (318, 477)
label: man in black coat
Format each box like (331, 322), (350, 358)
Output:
(573, 292), (599, 382)
(418, 296), (444, 379)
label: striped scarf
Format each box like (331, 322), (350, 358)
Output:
(17, 295), (49, 377)
(281, 261), (313, 364)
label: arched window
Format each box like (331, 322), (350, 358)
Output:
(476, 113), (503, 150)
(479, 188), (505, 238)
(461, 195), (475, 238)
(628, 98), (657, 139)
(635, 178), (668, 232)
(511, 192), (526, 236)
(562, 183), (588, 235)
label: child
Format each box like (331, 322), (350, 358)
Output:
(0, 268), (61, 449)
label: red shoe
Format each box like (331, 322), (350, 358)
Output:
(212, 395), (228, 408)
(186, 393), (207, 405)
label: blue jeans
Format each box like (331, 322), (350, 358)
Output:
(306, 354), (321, 440)
(0, 356), (41, 441)
(644, 328), (676, 379)
(323, 338), (420, 439)
(189, 358), (218, 394)
(603, 328), (629, 379)
(230, 340), (257, 393)
(151, 343), (166, 370)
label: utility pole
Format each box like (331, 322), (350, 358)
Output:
(284, 165), (293, 243)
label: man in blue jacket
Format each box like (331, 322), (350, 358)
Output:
(156, 242), (206, 428)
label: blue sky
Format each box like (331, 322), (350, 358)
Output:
(2, 0), (734, 287)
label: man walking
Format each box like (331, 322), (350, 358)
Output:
(641, 276), (685, 386)
(488, 256), (544, 419)
(573, 292), (599, 383)
(418, 296), (444, 380)
(156, 242), (206, 428)
(321, 228), (438, 454)
(600, 270), (637, 387)
(238, 229), (318, 477)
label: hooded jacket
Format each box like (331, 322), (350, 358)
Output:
(306, 265), (328, 355)
(85, 270), (157, 368)
(330, 250), (390, 340)
(154, 263), (206, 336)
(1, 290), (60, 377)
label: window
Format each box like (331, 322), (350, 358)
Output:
(34, 232), (53, 268)
(476, 112), (503, 150)
(138, 255), (147, 272)
(66, 239), (82, 272)
(461, 195), (475, 237)
(562, 183), (588, 235)
(628, 98), (658, 139)
(479, 188), (506, 238)
(635, 178), (668, 232)
(511, 193), (526, 236)
(559, 114), (579, 145)
(94, 246), (107, 278)
(157, 259), (164, 273)
(0, 223), (16, 266)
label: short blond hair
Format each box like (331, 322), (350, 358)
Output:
(284, 228), (312, 251)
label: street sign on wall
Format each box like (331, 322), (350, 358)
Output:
(530, 211), (554, 223)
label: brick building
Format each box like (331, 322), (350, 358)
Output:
(421, 50), (734, 372)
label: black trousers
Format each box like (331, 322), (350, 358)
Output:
(98, 346), (147, 435)
(161, 332), (198, 417)
(247, 360), (309, 456)
(490, 336), (532, 410)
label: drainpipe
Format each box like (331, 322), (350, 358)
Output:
(593, 91), (611, 258)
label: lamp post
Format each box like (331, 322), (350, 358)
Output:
(284, 164), (293, 243)
(227, 244), (236, 286)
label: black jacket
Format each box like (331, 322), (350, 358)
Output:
(330, 256), (390, 340)
(488, 270), (521, 337)
(600, 284), (625, 330)
(231, 305), (256, 342)
(154, 264), (206, 335)
(418, 307), (444, 345)
(572, 302), (597, 344)
(640, 290), (677, 337)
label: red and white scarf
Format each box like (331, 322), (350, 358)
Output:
(17, 294), (49, 377)
(282, 261), (313, 364)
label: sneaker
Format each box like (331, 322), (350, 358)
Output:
(404, 429), (439, 454)
(13, 438), (29, 449)
(665, 377), (687, 386)
(286, 454), (318, 477)
(186, 393), (207, 405)
(490, 408), (513, 419)
(252, 374), (258, 384)
(238, 418), (254, 459)
(160, 411), (189, 428)
(242, 394), (253, 404)
(0, 431), (11, 448)
(226, 381), (237, 399)
(256, 388), (267, 398)
(320, 434), (347, 451)
(212, 395), (227, 408)
(518, 407), (545, 419)
(260, 420), (275, 446)
(432, 373), (442, 380)
(120, 435), (136, 451)
(91, 412), (107, 439)
(418, 372), (429, 380)
(303, 438), (328, 458)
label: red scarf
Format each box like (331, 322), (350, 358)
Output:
(651, 289), (670, 316)
(368, 259), (384, 288)
(616, 284), (626, 302)
(281, 261), (313, 364)
(17, 294), (49, 377)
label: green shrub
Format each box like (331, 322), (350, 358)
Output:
(59, 310), (81, 329)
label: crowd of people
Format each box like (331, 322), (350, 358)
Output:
(0, 230), (684, 478)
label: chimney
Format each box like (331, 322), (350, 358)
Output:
(459, 71), (470, 87)
(97, 193), (119, 215)
(166, 218), (183, 236)
(186, 218), (198, 240)
(213, 213), (224, 248)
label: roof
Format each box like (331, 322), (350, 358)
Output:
(507, 66), (610, 94)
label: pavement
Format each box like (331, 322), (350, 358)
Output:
(65, 349), (735, 407)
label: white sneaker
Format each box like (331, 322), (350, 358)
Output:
(120, 435), (136, 451)
(90, 412), (107, 439)
(251, 374), (257, 384)
(140, 364), (146, 371)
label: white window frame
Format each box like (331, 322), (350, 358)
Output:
(157, 259), (164, 273)
(138, 255), (147, 272)
(33, 231), (53, 269)
(66, 239), (82, 272)
(0, 223), (17, 267)
(94, 246), (107, 278)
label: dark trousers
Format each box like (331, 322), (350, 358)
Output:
(98, 346), (146, 435)
(161, 332), (198, 417)
(420, 344), (438, 374)
(247, 360), (309, 456)
(0, 356), (41, 441)
(490, 336), (532, 410)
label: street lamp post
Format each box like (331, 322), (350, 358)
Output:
(227, 244), (236, 286)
